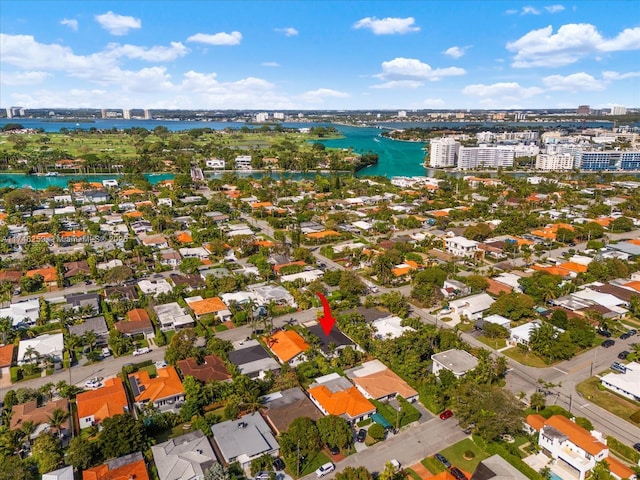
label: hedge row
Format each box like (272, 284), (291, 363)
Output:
(606, 436), (640, 464)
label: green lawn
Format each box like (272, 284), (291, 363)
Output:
(405, 468), (422, 480)
(477, 335), (507, 349)
(502, 347), (552, 368)
(297, 450), (331, 478)
(576, 377), (640, 425)
(422, 457), (446, 475)
(438, 438), (491, 473)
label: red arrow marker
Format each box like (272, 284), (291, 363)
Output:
(316, 292), (336, 336)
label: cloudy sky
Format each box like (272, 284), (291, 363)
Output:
(1, 0), (638, 110)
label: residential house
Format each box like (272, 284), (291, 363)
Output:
(345, 359), (419, 403)
(154, 302), (194, 331)
(306, 324), (355, 356)
(0, 344), (14, 378)
(264, 329), (310, 365)
(17, 333), (64, 365)
(526, 414), (636, 480)
(445, 236), (480, 258)
(0, 298), (40, 327)
(139, 234), (169, 249)
(228, 339), (280, 379)
(42, 466), (74, 480)
(600, 361), (640, 402)
(371, 315), (415, 339)
(308, 372), (376, 425)
(63, 260), (91, 280)
(431, 349), (479, 378)
(26, 266), (58, 288)
(442, 279), (471, 298)
(151, 430), (217, 480)
(185, 296), (231, 322)
(477, 314), (511, 331)
(449, 293), (495, 321)
(63, 292), (101, 313)
(104, 285), (139, 302)
(177, 355), (231, 384)
(11, 398), (70, 439)
(68, 316), (109, 343)
(82, 452), (149, 480)
(0, 270), (22, 286)
(262, 387), (323, 435)
(509, 320), (564, 347)
(128, 366), (185, 411)
(210, 412), (279, 469)
(470, 454), (529, 480)
(76, 378), (130, 430)
(138, 279), (172, 297)
(115, 308), (154, 337)
(158, 249), (181, 268)
(169, 273), (206, 291)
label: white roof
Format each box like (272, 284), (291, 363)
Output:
(483, 314), (511, 328)
(493, 273), (523, 290)
(280, 270), (324, 284)
(446, 235), (479, 247)
(352, 220), (373, 231)
(449, 293), (495, 314)
(572, 288), (627, 307)
(18, 333), (64, 364)
(138, 279), (172, 296)
(601, 362), (640, 398)
(372, 316), (414, 339)
(0, 298), (40, 327)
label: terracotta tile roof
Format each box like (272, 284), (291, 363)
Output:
(31, 232), (54, 241)
(76, 378), (129, 424)
(591, 218), (613, 227)
(127, 308), (150, 322)
(59, 230), (86, 238)
(605, 456), (635, 479)
(0, 344), (14, 368)
(177, 355), (231, 383)
(135, 200), (153, 208)
(431, 210), (449, 217)
(351, 368), (418, 400)
(82, 456), (149, 480)
(508, 236), (534, 246)
(26, 266), (57, 283)
(526, 413), (546, 431)
(187, 297), (228, 316)
(115, 308), (153, 335)
(392, 266), (411, 277)
(628, 239), (640, 246)
(119, 188), (145, 197)
(11, 398), (69, 431)
(255, 240), (275, 248)
(175, 231), (193, 243)
(0, 270), (22, 284)
(545, 415), (607, 456)
(273, 260), (306, 273)
(486, 278), (513, 296)
(623, 280), (640, 292)
(308, 384), (375, 418)
(557, 262), (588, 273)
(123, 211), (144, 218)
(265, 330), (310, 363)
(306, 230), (340, 239)
(128, 366), (184, 404)
(251, 201), (273, 209)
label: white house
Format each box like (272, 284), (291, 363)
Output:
(17, 333), (64, 365)
(154, 302), (195, 332)
(0, 298), (40, 327)
(431, 349), (479, 378)
(138, 279), (173, 297)
(371, 315), (415, 339)
(235, 155), (252, 170)
(600, 361), (640, 402)
(206, 158), (226, 169)
(509, 320), (564, 346)
(445, 235), (479, 258)
(449, 293), (495, 321)
(482, 314), (512, 330)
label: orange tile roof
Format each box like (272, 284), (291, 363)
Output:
(120, 188), (145, 196)
(188, 297), (228, 316)
(557, 262), (588, 273)
(123, 210), (143, 218)
(486, 278), (513, 296)
(306, 230), (340, 239)
(175, 231), (193, 243)
(308, 384), (375, 418)
(628, 239), (640, 246)
(591, 218), (613, 227)
(128, 366), (184, 404)
(76, 378), (129, 424)
(255, 240), (275, 248)
(553, 223), (574, 231)
(59, 230), (86, 238)
(0, 344), (14, 368)
(351, 368), (418, 400)
(544, 415), (607, 456)
(392, 266), (411, 277)
(265, 330), (310, 363)
(251, 201), (273, 209)
(405, 260), (419, 269)
(83, 457), (149, 480)
(531, 265), (571, 277)
(605, 456), (635, 480)
(431, 210), (449, 217)
(273, 260), (306, 273)
(127, 308), (150, 322)
(624, 280), (640, 292)
(508, 236), (534, 246)
(135, 200), (154, 208)
(526, 414), (546, 431)
(26, 266), (57, 283)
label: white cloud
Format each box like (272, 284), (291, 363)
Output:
(521, 6), (541, 15)
(421, 98), (446, 107)
(542, 72), (606, 91)
(353, 17), (419, 35)
(371, 80), (424, 89)
(187, 31), (242, 46)
(507, 24), (640, 67)
(1, 71), (51, 86)
(442, 45), (471, 59)
(60, 18), (78, 31)
(602, 70), (640, 81)
(505, 9), (518, 15)
(261, 61), (280, 67)
(462, 82), (543, 100)
(275, 27), (298, 37)
(545, 4), (565, 13)
(375, 57), (466, 81)
(104, 42), (189, 62)
(300, 88), (349, 103)
(95, 11), (141, 36)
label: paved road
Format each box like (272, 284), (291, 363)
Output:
(302, 417), (467, 480)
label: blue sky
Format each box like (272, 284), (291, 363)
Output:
(1, 1), (638, 110)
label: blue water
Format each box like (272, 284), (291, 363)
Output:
(0, 173), (174, 189)
(549, 472), (564, 480)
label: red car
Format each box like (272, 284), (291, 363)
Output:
(439, 409), (453, 420)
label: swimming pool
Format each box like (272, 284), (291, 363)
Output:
(549, 472), (564, 480)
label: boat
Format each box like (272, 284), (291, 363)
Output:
(45, 172), (59, 177)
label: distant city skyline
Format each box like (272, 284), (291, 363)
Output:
(1, 1), (639, 110)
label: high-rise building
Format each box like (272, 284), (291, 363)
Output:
(123, 109), (131, 120)
(536, 153), (575, 171)
(255, 112), (269, 123)
(580, 151), (640, 171)
(398, 110), (407, 118)
(273, 112), (285, 120)
(457, 146), (514, 170)
(6, 106), (24, 118)
(611, 105), (627, 115)
(101, 109), (108, 119)
(5, 108), (12, 119)
(144, 109), (152, 120)
(429, 138), (460, 168)
(577, 105), (591, 115)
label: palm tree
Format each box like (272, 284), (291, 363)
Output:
(0, 317), (12, 344)
(47, 408), (69, 438)
(83, 330), (97, 353)
(23, 346), (39, 364)
(39, 382), (56, 402)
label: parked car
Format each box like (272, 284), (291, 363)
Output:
(133, 347), (151, 356)
(84, 378), (102, 389)
(618, 351), (629, 360)
(255, 472), (270, 480)
(601, 339), (615, 348)
(628, 329), (637, 336)
(620, 332), (632, 340)
(356, 428), (367, 443)
(272, 458), (285, 471)
(611, 362), (627, 373)
(328, 445), (340, 455)
(315, 462), (335, 478)
(101, 347), (111, 357)
(439, 409), (454, 420)
(633, 442), (640, 452)
(450, 467), (467, 480)
(434, 453), (451, 468)
(597, 329), (612, 338)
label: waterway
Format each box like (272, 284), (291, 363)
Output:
(0, 118), (620, 188)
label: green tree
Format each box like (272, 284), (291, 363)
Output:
(464, 275), (489, 293)
(165, 328), (199, 365)
(368, 423), (385, 440)
(488, 293), (535, 321)
(610, 216), (634, 232)
(65, 435), (98, 470)
(0, 455), (33, 480)
(204, 462), (231, 480)
(31, 432), (63, 474)
(529, 392), (546, 412)
(317, 415), (353, 450)
(99, 414), (148, 459)
(180, 257), (204, 274)
(335, 466), (373, 480)
(378, 461), (404, 480)
(280, 417), (320, 470)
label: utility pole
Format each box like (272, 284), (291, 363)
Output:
(296, 439), (300, 478)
